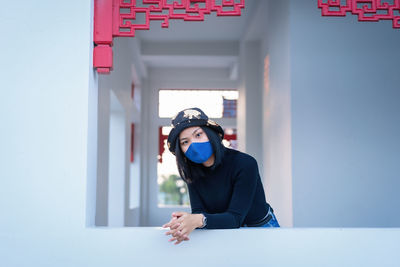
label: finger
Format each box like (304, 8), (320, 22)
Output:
(179, 228), (188, 236)
(166, 228), (178, 236)
(169, 224), (178, 230)
(170, 228), (178, 236)
(165, 230), (173, 236)
(163, 217), (178, 228)
(176, 229), (188, 239)
(176, 217), (185, 224)
(163, 223), (174, 228)
(170, 222), (182, 230)
(162, 221), (172, 228)
(175, 237), (185, 245)
(176, 235), (188, 244)
(176, 223), (186, 232)
(175, 229), (188, 239)
(167, 216), (184, 230)
(173, 229), (184, 238)
(172, 211), (186, 217)
(172, 230), (182, 238)
(174, 229), (187, 239)
(169, 236), (177, 242)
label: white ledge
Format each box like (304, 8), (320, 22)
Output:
(1, 227), (399, 267)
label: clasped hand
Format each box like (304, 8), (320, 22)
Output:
(162, 211), (201, 245)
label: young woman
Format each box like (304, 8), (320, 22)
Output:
(162, 107), (279, 245)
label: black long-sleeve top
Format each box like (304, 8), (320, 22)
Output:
(187, 147), (272, 229)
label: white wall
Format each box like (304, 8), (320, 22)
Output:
(0, 0), (95, 232)
(97, 37), (143, 227)
(108, 91), (126, 226)
(261, 0), (293, 228)
(239, 40), (264, 171)
(96, 84), (110, 225)
(239, 0), (293, 227)
(290, 0), (400, 227)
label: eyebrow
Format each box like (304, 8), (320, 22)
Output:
(180, 127), (202, 142)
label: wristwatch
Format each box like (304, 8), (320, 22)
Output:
(199, 214), (207, 228)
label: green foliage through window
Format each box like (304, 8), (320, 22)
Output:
(159, 174), (189, 205)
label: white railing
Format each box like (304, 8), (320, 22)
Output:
(1, 227), (399, 267)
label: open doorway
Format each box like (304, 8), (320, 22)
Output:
(151, 89), (239, 225)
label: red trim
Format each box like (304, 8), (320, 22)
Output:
(94, 0), (113, 44)
(159, 127), (168, 163)
(94, 0), (114, 73)
(93, 0), (245, 73)
(224, 133), (237, 141)
(93, 45), (113, 73)
(131, 82), (135, 100)
(131, 123), (135, 163)
(318, 0), (400, 29)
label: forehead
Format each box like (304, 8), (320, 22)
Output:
(179, 126), (201, 139)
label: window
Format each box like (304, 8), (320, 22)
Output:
(158, 89), (238, 118)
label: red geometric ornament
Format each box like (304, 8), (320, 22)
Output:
(94, 0), (245, 74)
(131, 123), (135, 163)
(318, 0), (400, 29)
(158, 126), (168, 163)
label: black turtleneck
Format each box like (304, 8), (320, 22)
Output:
(187, 147), (272, 229)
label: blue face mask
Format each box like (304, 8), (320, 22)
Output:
(184, 141), (213, 164)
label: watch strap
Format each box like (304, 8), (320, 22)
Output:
(199, 213), (207, 228)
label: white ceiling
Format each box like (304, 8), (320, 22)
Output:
(141, 55), (238, 68)
(140, 40), (240, 69)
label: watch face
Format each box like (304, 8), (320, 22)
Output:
(199, 215), (206, 228)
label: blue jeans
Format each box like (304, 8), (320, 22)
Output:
(261, 209), (280, 227)
(243, 208), (280, 228)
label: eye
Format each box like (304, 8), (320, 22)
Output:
(180, 140), (188, 146)
(195, 132), (202, 137)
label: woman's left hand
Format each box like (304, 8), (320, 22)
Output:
(162, 211), (203, 245)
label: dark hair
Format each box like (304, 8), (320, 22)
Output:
(175, 126), (225, 184)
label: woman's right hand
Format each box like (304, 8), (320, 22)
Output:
(162, 213), (189, 244)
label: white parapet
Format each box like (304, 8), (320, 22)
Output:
(1, 227), (399, 267)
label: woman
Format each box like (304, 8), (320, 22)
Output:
(162, 107), (279, 245)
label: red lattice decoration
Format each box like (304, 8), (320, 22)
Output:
(318, 0), (400, 28)
(159, 126), (168, 163)
(94, 0), (245, 74)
